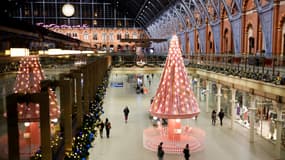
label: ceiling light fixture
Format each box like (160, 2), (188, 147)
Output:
(62, 3), (75, 17)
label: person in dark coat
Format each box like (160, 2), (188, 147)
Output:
(218, 109), (225, 126)
(105, 118), (111, 138)
(157, 142), (164, 160)
(183, 144), (191, 160)
(98, 118), (104, 138)
(211, 110), (217, 126)
(123, 106), (130, 123)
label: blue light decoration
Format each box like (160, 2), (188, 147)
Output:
(64, 69), (110, 160)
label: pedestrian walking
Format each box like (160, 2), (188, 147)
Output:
(211, 110), (217, 126)
(183, 144), (191, 160)
(218, 109), (225, 126)
(123, 106), (130, 123)
(157, 142), (164, 160)
(98, 118), (104, 138)
(105, 118), (111, 138)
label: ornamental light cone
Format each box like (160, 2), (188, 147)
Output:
(150, 35), (199, 119)
(12, 56), (60, 122)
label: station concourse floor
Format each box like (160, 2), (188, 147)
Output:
(89, 72), (285, 160)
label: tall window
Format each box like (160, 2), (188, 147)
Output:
(140, 33), (144, 39)
(72, 32), (78, 38)
(102, 32), (107, 42)
(83, 32), (89, 40)
(93, 33), (98, 40)
(109, 33), (114, 42)
(117, 33), (121, 40)
(125, 32), (129, 39)
(132, 33), (137, 39)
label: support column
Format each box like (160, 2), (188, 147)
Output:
(249, 94), (256, 143)
(74, 71), (83, 128)
(242, 92), (247, 108)
(208, 81), (212, 94)
(196, 78), (200, 102)
(216, 84), (222, 112)
(89, 63), (95, 100)
(2, 86), (6, 117)
(189, 75), (193, 89)
(205, 80), (210, 112)
(38, 92), (52, 160)
(82, 66), (89, 114)
(273, 100), (283, 160)
(6, 95), (19, 160)
(60, 77), (73, 153)
(230, 88), (237, 129)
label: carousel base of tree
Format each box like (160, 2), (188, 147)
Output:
(143, 125), (205, 154)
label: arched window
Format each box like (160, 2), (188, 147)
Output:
(83, 32), (89, 40)
(117, 33), (121, 40)
(125, 32), (129, 39)
(93, 33), (97, 40)
(72, 32), (78, 38)
(102, 32), (107, 42)
(117, 44), (122, 51)
(132, 33), (137, 39)
(109, 33), (114, 42)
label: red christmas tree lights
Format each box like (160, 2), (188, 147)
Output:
(143, 35), (205, 154)
(150, 35), (199, 119)
(13, 56), (60, 121)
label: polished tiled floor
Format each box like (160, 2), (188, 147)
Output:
(89, 72), (284, 160)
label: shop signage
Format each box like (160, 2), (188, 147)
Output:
(36, 23), (89, 29)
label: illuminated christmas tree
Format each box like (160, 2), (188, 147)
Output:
(13, 56), (60, 121)
(143, 35), (205, 154)
(0, 56), (61, 158)
(150, 35), (199, 119)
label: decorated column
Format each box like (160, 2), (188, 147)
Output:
(38, 92), (52, 160)
(216, 84), (222, 112)
(249, 94), (256, 143)
(273, 100), (283, 159)
(60, 75), (73, 153)
(196, 78), (200, 102)
(230, 88), (237, 129)
(6, 94), (20, 160)
(242, 92), (247, 108)
(82, 66), (89, 114)
(73, 70), (83, 128)
(205, 80), (210, 112)
(2, 86), (6, 117)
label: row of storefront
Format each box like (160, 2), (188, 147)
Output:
(191, 77), (285, 147)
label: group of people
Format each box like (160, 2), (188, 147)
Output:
(98, 118), (112, 138)
(211, 109), (225, 126)
(157, 142), (190, 160)
(98, 106), (130, 139)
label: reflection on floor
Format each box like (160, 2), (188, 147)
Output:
(89, 73), (285, 160)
